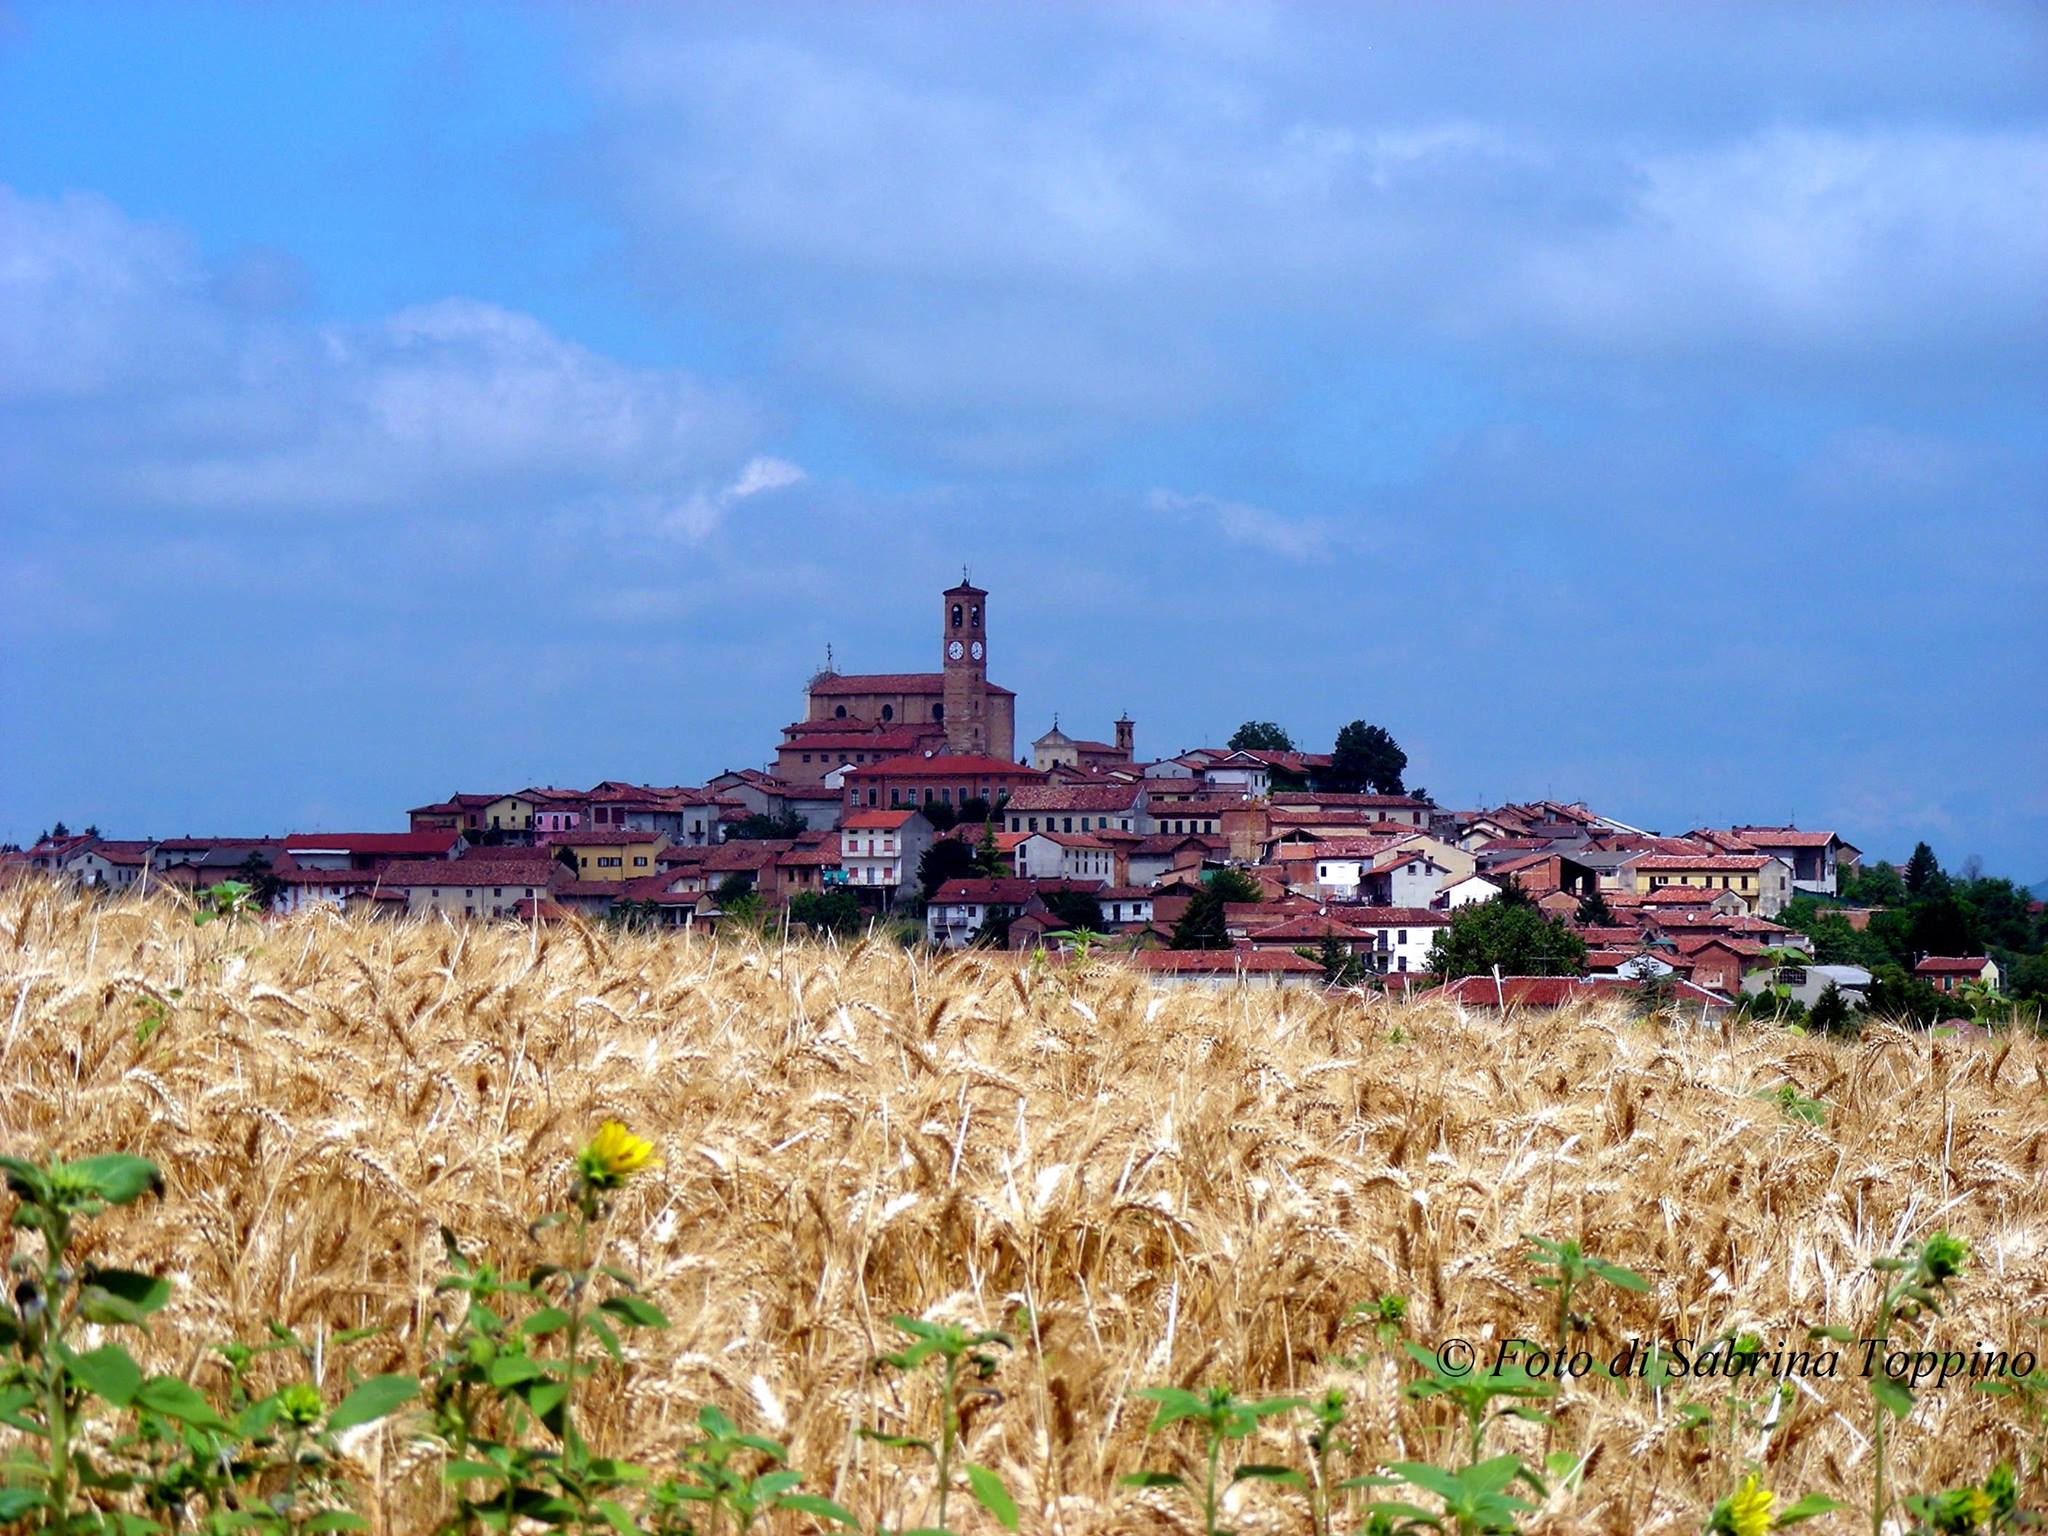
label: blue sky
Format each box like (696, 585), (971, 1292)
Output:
(2, 2), (2044, 873)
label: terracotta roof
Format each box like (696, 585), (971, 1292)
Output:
(808, 671), (1015, 698)
(1644, 885), (1731, 905)
(552, 829), (667, 847)
(1242, 914), (1373, 942)
(379, 859), (559, 888)
(1634, 854), (1775, 871)
(1426, 975), (1733, 1009)
(1005, 785), (1143, 811)
(844, 810), (919, 830)
(284, 832), (462, 857)
(1128, 946), (1323, 975)
(1097, 886), (1155, 901)
(1575, 925), (1648, 945)
(930, 878), (1101, 905)
(1915, 956), (1990, 974)
(1026, 831), (1109, 849)
(844, 753), (1042, 780)
(1728, 826), (1845, 848)
(276, 867), (380, 885)
(1304, 838), (1401, 859)
(1329, 906), (1448, 926)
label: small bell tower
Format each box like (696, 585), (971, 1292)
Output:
(941, 573), (988, 756)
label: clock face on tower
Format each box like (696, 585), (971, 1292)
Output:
(948, 640), (964, 660)
(970, 641), (983, 660)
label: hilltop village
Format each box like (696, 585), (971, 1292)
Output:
(12, 580), (2028, 1015)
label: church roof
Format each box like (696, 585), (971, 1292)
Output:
(807, 671), (1015, 698)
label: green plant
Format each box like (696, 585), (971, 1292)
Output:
(863, 1315), (1019, 1533)
(1121, 1384), (1305, 1536)
(647, 1405), (855, 1536)
(1973, 1319), (2048, 1478)
(1811, 1230), (1971, 1536)
(1361, 1455), (1543, 1535)
(193, 880), (257, 927)
(1305, 1389), (1348, 1536)
(1902, 1462), (2021, 1535)
(1703, 1471), (1844, 1535)
(1398, 1346), (1554, 1468)
(1753, 1083), (1828, 1126)
(1522, 1234), (1648, 1356)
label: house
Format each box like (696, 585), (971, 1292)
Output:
(840, 810), (934, 901)
(1718, 827), (1861, 895)
(63, 840), (156, 890)
(1031, 715), (1136, 771)
(1143, 797), (1240, 838)
(1358, 850), (1455, 909)
(841, 753), (1045, 816)
(1012, 832), (1115, 884)
(271, 867), (384, 915)
(1242, 913), (1377, 954)
(546, 830), (670, 883)
(280, 831), (464, 872)
(924, 878), (1100, 948)
(1741, 963), (1874, 1009)
(1003, 783), (1147, 836)
(1437, 874), (1503, 909)
(1192, 751), (1271, 799)
(1125, 834), (1218, 887)
(1097, 886), (1156, 927)
(1625, 853), (1794, 917)
(1298, 838), (1399, 900)
(775, 722), (937, 786)
(1126, 945), (1325, 991)
(1336, 906), (1450, 976)
(1668, 935), (1760, 997)
(1914, 956), (2000, 994)
(406, 793), (502, 834)
(379, 857), (565, 919)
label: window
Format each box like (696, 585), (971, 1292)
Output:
(932, 703), (944, 722)
(1063, 817), (1074, 832)
(1028, 818), (1038, 832)
(971, 604), (980, 628)
(494, 887), (503, 897)
(634, 857), (648, 867)
(803, 753), (812, 763)
(881, 705), (894, 721)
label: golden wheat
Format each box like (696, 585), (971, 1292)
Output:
(1, 882), (2043, 1534)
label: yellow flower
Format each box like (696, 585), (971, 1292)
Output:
(1726, 1475), (1776, 1536)
(578, 1121), (659, 1189)
(1959, 1488), (1994, 1526)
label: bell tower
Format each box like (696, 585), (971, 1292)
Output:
(941, 574), (988, 756)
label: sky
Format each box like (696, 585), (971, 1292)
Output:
(2, 2), (2044, 875)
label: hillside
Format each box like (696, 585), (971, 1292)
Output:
(1, 881), (2043, 1534)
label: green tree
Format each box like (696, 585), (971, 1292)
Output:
(1327, 721), (1407, 795)
(1298, 931), (1366, 986)
(789, 888), (863, 936)
(236, 849), (284, 911)
(1204, 867), (1263, 904)
(1423, 899), (1587, 980)
(956, 795), (995, 826)
(1908, 894), (1983, 960)
(1808, 980), (1856, 1036)
(713, 871), (756, 908)
(2009, 952), (2048, 1007)
(1170, 887), (1232, 950)
(726, 811), (805, 841)
(1903, 841), (1942, 897)
(1041, 888), (1105, 932)
(1865, 964), (1944, 1024)
(974, 820), (1010, 878)
(917, 838), (978, 902)
(1228, 721), (1295, 753)
(1575, 888), (1616, 927)
(920, 796), (959, 832)
(1493, 872), (1536, 909)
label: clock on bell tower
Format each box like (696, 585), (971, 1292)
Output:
(941, 574), (988, 756)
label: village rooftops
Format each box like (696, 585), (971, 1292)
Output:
(1003, 784), (1144, 811)
(1631, 853), (1776, 871)
(843, 810), (920, 830)
(1915, 955), (1992, 975)
(378, 858), (561, 887)
(929, 877), (1104, 905)
(1127, 946), (1324, 975)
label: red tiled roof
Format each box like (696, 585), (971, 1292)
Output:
(1328, 906), (1448, 926)
(1004, 784), (1143, 811)
(1644, 885), (1729, 904)
(843, 810), (918, 830)
(844, 753), (1042, 780)
(1634, 854), (1775, 871)
(552, 829), (668, 847)
(276, 867), (380, 885)
(1303, 838), (1400, 859)
(931, 877), (1102, 904)
(284, 831), (462, 857)
(1128, 946), (1323, 974)
(1915, 956), (1990, 974)
(1427, 975), (1733, 1008)
(1242, 914), (1373, 942)
(1026, 831), (1109, 849)
(380, 859), (559, 888)
(808, 672), (1015, 698)
(1729, 826), (1845, 848)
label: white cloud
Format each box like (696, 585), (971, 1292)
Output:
(1146, 488), (1331, 561)
(0, 185), (773, 535)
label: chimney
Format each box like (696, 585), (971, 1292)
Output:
(1114, 712), (1134, 758)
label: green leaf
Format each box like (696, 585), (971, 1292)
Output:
(327, 1374), (417, 1433)
(1587, 1260), (1649, 1291)
(520, 1307), (572, 1337)
(593, 1499), (642, 1536)
(855, 1430), (932, 1452)
(443, 1460), (506, 1484)
(81, 1268), (172, 1317)
(964, 1462), (1019, 1531)
(1386, 1462), (1463, 1501)
(599, 1295), (669, 1329)
(68, 1344), (144, 1406)
(1231, 1464), (1306, 1487)
(1871, 1376), (1915, 1420)
(586, 1312), (623, 1362)
(134, 1377), (233, 1433)
(486, 1355), (549, 1389)
(1120, 1471), (1184, 1488)
(303, 1514), (369, 1532)
(0, 1490), (49, 1521)
(69, 1154), (162, 1205)
(773, 1493), (858, 1527)
(697, 1404), (737, 1438)
(1775, 1494), (1850, 1526)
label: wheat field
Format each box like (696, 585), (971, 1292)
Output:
(1, 881), (2043, 1533)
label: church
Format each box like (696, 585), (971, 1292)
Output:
(771, 578), (1018, 785)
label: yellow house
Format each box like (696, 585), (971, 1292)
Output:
(481, 794), (536, 835)
(1628, 853), (1791, 917)
(556, 830), (670, 882)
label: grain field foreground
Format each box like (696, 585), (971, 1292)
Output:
(2, 883), (2044, 1533)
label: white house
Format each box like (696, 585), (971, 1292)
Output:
(1339, 906), (1449, 976)
(1098, 886), (1156, 926)
(924, 878), (1037, 948)
(1197, 751), (1271, 799)
(1360, 851), (1455, 909)
(1012, 832), (1114, 884)
(1437, 874), (1502, 908)
(839, 809), (933, 899)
